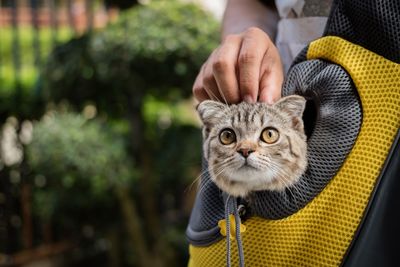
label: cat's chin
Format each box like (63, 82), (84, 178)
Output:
(213, 178), (251, 197)
(212, 170), (302, 197)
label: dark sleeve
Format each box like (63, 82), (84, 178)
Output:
(258, 0), (275, 7)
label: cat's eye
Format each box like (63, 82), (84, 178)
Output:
(261, 127), (279, 144)
(219, 129), (236, 145)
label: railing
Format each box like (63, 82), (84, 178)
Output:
(0, 0), (119, 100)
(0, 0), (123, 263)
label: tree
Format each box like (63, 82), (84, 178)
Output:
(39, 1), (218, 266)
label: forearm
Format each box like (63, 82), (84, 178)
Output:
(221, 0), (279, 40)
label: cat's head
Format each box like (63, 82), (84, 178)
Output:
(197, 95), (307, 197)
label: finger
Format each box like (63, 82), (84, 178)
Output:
(212, 35), (242, 104)
(238, 27), (270, 103)
(258, 47), (284, 104)
(202, 57), (223, 102)
(192, 72), (211, 102)
(193, 65), (210, 102)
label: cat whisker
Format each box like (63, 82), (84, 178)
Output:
(196, 179), (213, 196)
(186, 166), (216, 191)
(185, 158), (235, 193)
(218, 87), (228, 105)
(267, 164), (295, 199)
(191, 171), (217, 195)
(267, 163), (305, 206)
(284, 174), (308, 204)
(204, 87), (220, 102)
(279, 174), (301, 206)
(196, 164), (233, 195)
(277, 176), (298, 206)
(277, 167), (308, 205)
(256, 156), (272, 164)
(186, 170), (217, 194)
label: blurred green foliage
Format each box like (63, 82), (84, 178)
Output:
(27, 112), (133, 230)
(28, 113), (132, 198)
(3, 1), (218, 265)
(43, 0), (219, 115)
(90, 0), (218, 92)
(0, 27), (73, 119)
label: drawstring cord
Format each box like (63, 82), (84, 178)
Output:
(225, 196), (231, 267)
(225, 195), (245, 267)
(234, 200), (245, 267)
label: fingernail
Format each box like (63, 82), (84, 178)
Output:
(243, 94), (255, 103)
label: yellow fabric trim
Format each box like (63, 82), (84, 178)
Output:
(189, 36), (400, 267)
(218, 215), (247, 239)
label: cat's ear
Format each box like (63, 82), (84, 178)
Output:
(274, 95), (306, 118)
(274, 95), (306, 132)
(197, 100), (226, 126)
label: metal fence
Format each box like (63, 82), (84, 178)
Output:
(0, 0), (120, 95)
(0, 0), (123, 264)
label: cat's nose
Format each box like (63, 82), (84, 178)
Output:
(237, 148), (254, 158)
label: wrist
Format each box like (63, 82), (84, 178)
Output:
(221, 0), (279, 41)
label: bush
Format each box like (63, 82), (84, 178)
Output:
(90, 0), (218, 94)
(42, 0), (219, 114)
(32, 1), (217, 265)
(27, 112), (134, 222)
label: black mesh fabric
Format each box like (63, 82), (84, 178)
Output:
(250, 59), (362, 219)
(186, 160), (225, 246)
(325, 0), (400, 63)
(187, 58), (362, 240)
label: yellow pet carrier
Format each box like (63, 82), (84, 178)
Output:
(186, 0), (400, 266)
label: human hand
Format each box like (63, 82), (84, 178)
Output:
(193, 27), (283, 104)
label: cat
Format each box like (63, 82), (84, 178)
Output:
(197, 95), (308, 197)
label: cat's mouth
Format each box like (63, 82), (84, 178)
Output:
(239, 161), (258, 170)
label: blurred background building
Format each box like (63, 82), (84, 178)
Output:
(0, 0), (223, 266)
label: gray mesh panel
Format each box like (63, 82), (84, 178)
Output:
(186, 160), (225, 246)
(250, 59), (362, 219)
(187, 58), (362, 242)
(325, 0), (400, 63)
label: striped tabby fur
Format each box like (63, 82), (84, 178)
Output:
(197, 95), (308, 197)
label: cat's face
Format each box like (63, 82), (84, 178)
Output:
(198, 95), (307, 197)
